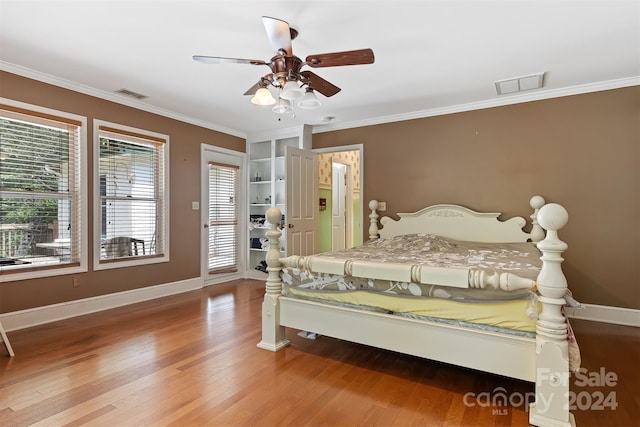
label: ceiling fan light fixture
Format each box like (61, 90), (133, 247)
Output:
(280, 79), (305, 100)
(272, 97), (293, 114)
(298, 88), (321, 109)
(251, 87), (276, 105)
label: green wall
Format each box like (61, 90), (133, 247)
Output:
(318, 188), (332, 253)
(318, 188), (361, 253)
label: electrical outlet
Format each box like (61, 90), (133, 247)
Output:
(192, 201), (200, 210)
(72, 276), (80, 288)
(378, 201), (387, 211)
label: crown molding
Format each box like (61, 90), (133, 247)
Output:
(312, 76), (640, 134)
(0, 61), (247, 139)
(3, 61), (637, 138)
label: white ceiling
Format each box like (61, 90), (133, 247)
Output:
(1, 1), (638, 138)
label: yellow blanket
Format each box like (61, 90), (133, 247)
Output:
(284, 287), (537, 333)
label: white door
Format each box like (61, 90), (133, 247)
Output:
(285, 146), (318, 256)
(200, 145), (245, 284)
(332, 163), (346, 250)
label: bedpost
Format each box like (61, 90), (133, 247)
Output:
(529, 203), (575, 427)
(257, 207), (290, 352)
(369, 200), (379, 240)
(529, 195), (546, 243)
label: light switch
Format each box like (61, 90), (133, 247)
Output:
(192, 201), (200, 210)
(378, 201), (387, 211)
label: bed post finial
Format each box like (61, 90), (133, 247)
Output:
(529, 195), (546, 243)
(257, 207), (290, 352)
(369, 200), (380, 240)
(530, 202), (575, 427)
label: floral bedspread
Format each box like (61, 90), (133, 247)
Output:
(281, 234), (542, 302)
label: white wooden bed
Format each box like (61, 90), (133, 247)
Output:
(258, 196), (576, 427)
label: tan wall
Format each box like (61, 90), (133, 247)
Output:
(313, 87), (640, 309)
(2, 72), (638, 312)
(0, 71), (245, 313)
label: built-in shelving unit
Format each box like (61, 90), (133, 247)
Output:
(247, 125), (311, 278)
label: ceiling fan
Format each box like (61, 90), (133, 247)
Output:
(193, 16), (375, 112)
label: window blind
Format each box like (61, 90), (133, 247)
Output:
(97, 126), (166, 260)
(207, 162), (239, 274)
(0, 105), (81, 270)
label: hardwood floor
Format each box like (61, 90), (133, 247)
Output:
(1, 279), (638, 426)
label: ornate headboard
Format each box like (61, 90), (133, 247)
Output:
(368, 196), (546, 243)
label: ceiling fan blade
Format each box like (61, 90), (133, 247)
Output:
(262, 16), (293, 56)
(243, 81), (262, 96)
(305, 48), (375, 68)
(193, 55), (266, 66)
(300, 71), (341, 97)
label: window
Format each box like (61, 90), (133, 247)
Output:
(94, 122), (169, 268)
(207, 162), (239, 273)
(0, 100), (86, 279)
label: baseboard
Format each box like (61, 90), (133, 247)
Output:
(246, 269), (268, 281)
(565, 303), (640, 327)
(0, 277), (204, 332)
(203, 271), (246, 287)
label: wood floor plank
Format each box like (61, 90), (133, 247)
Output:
(1, 279), (638, 426)
(59, 404), (117, 427)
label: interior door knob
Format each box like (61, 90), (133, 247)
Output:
(288, 223), (294, 228)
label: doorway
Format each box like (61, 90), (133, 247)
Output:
(331, 162), (352, 250)
(315, 145), (362, 253)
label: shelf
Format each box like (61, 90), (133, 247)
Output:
(247, 128), (310, 275)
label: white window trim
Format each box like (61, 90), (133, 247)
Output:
(0, 97), (88, 282)
(93, 120), (170, 271)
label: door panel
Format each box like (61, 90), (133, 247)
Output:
(286, 146), (317, 256)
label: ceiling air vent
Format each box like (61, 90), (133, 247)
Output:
(115, 88), (148, 100)
(495, 72), (545, 95)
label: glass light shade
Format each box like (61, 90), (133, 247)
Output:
(280, 80), (304, 100)
(251, 87), (276, 105)
(298, 90), (321, 109)
(272, 98), (293, 114)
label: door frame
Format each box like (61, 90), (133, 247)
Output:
(314, 144), (364, 248)
(200, 143), (247, 286)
